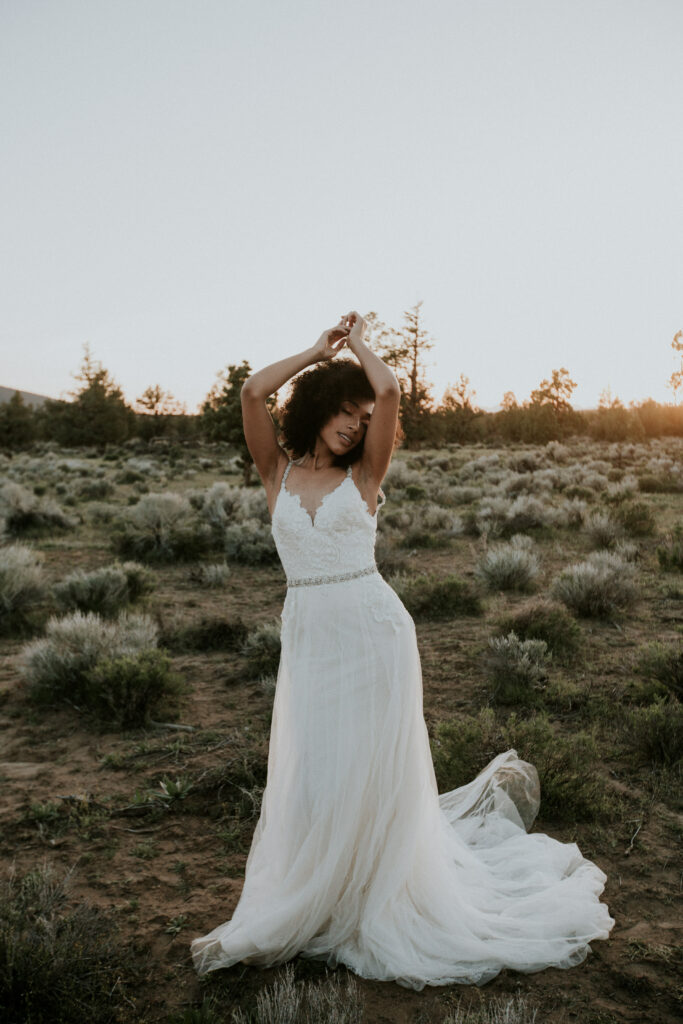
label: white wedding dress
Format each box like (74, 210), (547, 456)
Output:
(190, 459), (615, 990)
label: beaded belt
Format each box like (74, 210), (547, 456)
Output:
(286, 563), (379, 588)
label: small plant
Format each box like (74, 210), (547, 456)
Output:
(230, 960), (364, 1024)
(390, 572), (483, 620)
(613, 500), (656, 537)
(485, 631), (549, 705)
(432, 708), (617, 823)
(551, 551), (638, 618)
(242, 620), (282, 678)
(621, 697), (683, 766)
(475, 535), (540, 593)
(224, 521), (279, 564)
(85, 648), (187, 728)
(584, 510), (624, 549)
(18, 610), (160, 718)
(0, 543), (46, 632)
(53, 561), (155, 617)
(656, 524), (683, 571)
(164, 614), (250, 652)
(190, 562), (232, 587)
(0, 480), (76, 535)
(636, 641), (683, 700)
(0, 862), (143, 1024)
(496, 598), (580, 663)
(112, 492), (214, 562)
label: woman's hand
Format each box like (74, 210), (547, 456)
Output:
(310, 317), (351, 362)
(343, 311), (368, 348)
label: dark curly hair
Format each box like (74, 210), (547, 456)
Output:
(278, 358), (403, 467)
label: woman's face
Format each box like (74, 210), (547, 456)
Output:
(320, 397), (375, 455)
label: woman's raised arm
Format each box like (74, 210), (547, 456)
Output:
(240, 322), (351, 485)
(343, 312), (401, 486)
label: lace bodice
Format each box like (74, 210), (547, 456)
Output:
(271, 459), (386, 580)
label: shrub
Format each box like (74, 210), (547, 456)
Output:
(112, 492), (214, 562)
(75, 478), (114, 501)
(496, 598), (580, 663)
(656, 524), (683, 571)
(430, 708), (494, 790)
(190, 562), (232, 587)
(53, 561), (155, 617)
(475, 535), (540, 592)
(614, 500), (656, 537)
(432, 708), (617, 823)
(636, 642), (683, 700)
(622, 697), (683, 766)
(0, 481), (76, 535)
(638, 474), (683, 494)
(86, 648), (186, 728)
(0, 862), (143, 1024)
(19, 610), (158, 707)
(164, 615), (249, 652)
(551, 551), (638, 618)
(485, 631), (549, 705)
(390, 572), (483, 620)
(0, 543), (46, 632)
(230, 960), (364, 1024)
(242, 620), (282, 678)
(584, 510), (624, 549)
(224, 521), (279, 564)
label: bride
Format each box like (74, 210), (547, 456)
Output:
(190, 311), (615, 990)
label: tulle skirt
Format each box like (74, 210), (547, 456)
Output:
(190, 573), (615, 990)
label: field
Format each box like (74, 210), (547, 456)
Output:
(0, 436), (681, 1024)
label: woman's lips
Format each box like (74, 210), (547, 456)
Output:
(338, 432), (352, 446)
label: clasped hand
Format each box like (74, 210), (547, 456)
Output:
(313, 311), (367, 361)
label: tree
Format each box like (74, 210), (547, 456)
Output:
(0, 391), (36, 448)
(39, 343), (136, 446)
(529, 367), (577, 414)
(201, 360), (276, 485)
(135, 385), (186, 439)
(668, 329), (683, 400)
(368, 301), (436, 446)
(438, 374), (479, 442)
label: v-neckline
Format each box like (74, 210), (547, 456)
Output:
(282, 463), (351, 528)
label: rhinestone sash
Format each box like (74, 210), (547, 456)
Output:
(287, 563), (379, 588)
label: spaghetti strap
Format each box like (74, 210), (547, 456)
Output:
(281, 458), (293, 491)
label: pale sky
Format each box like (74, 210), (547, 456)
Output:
(1, 0), (681, 413)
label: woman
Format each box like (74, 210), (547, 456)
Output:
(190, 311), (615, 990)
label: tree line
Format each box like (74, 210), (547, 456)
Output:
(1, 314), (682, 472)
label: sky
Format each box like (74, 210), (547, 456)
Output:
(1, 0), (682, 413)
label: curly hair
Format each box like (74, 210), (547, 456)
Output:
(278, 358), (403, 466)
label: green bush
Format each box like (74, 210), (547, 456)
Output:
(86, 649), (186, 728)
(636, 642), (683, 700)
(53, 561), (155, 617)
(431, 707), (617, 823)
(19, 610), (158, 712)
(0, 543), (46, 632)
(622, 697), (683, 766)
(0, 862), (144, 1024)
(496, 598), (580, 663)
(613, 500), (656, 537)
(242, 620), (282, 678)
(485, 631), (549, 705)
(656, 524), (683, 571)
(475, 535), (540, 593)
(164, 615), (249, 652)
(224, 521), (279, 564)
(391, 572), (483, 620)
(551, 551), (638, 618)
(112, 492), (214, 563)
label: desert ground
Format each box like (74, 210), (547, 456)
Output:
(0, 436), (681, 1023)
